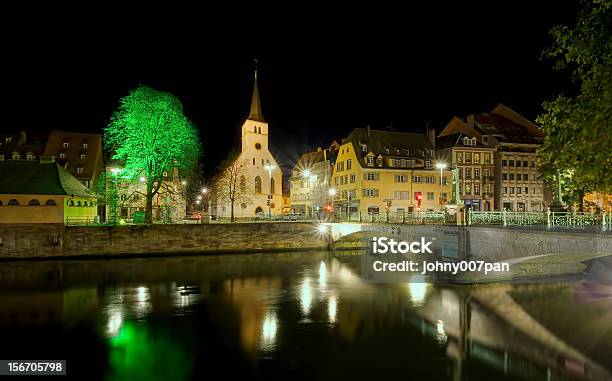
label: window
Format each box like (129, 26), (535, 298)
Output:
(240, 175), (246, 191)
(485, 184), (490, 194)
(63, 142), (69, 148)
(465, 168), (471, 179)
(253, 158), (255, 165)
(26, 153), (34, 160)
(424, 176), (435, 184)
(427, 192), (434, 200)
(377, 157), (383, 166)
(474, 153), (480, 163)
(340, 176), (345, 185)
(510, 187), (514, 194)
(255, 176), (262, 193)
(0, 155), (3, 161)
(395, 175), (406, 183)
(8, 199), (19, 205)
(385, 148), (390, 154)
(424, 160), (431, 169)
(59, 153), (65, 159)
(255, 143), (262, 150)
(350, 174), (355, 183)
(335, 177), (339, 185)
(82, 143), (88, 149)
(457, 153), (463, 163)
(347, 159), (352, 170)
(408, 160), (415, 167)
(367, 206), (379, 214)
(367, 156), (374, 166)
(501, 160), (507, 167)
(366, 173), (377, 181)
(503, 187), (508, 194)
(523, 174), (529, 181)
(465, 184), (471, 195)
(28, 199), (40, 205)
(516, 160), (522, 167)
(45, 199), (57, 206)
(337, 162), (344, 171)
(523, 161), (528, 167)
(80, 154), (86, 159)
(441, 193), (448, 201)
(474, 185), (480, 195)
(413, 175), (422, 183)
(474, 168), (480, 178)
(12, 152), (20, 160)
(361, 144), (367, 152)
(393, 159), (400, 167)
(465, 152), (472, 163)
(5, 137), (12, 142)
(484, 153), (490, 164)
(76, 167), (84, 174)
(509, 160), (515, 167)
(484, 169), (490, 177)
(270, 178), (275, 194)
(517, 187), (522, 194)
(524, 187), (529, 194)
(531, 161), (535, 168)
(163, 171), (168, 177)
(364, 189), (376, 197)
(394, 191), (409, 200)
(509, 173), (514, 181)
(502, 173), (507, 180)
(441, 176), (447, 185)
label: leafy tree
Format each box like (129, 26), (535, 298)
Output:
(105, 85), (201, 224)
(213, 151), (251, 222)
(537, 0), (612, 210)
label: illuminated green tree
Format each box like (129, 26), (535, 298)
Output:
(537, 0), (612, 209)
(105, 85), (201, 224)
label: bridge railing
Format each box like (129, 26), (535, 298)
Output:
(468, 208), (610, 229)
(334, 211), (446, 225)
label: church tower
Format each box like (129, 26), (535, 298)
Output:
(220, 63), (282, 219)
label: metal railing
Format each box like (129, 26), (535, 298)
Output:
(468, 208), (610, 229)
(334, 211), (446, 224)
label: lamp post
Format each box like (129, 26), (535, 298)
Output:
(436, 162), (447, 208)
(264, 164), (275, 220)
(328, 188), (337, 221)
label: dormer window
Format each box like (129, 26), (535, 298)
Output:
(0, 155), (4, 161)
(63, 142), (69, 148)
(396, 148), (400, 155)
(26, 153), (34, 160)
(404, 149), (410, 155)
(429, 150), (434, 157)
(424, 160), (431, 169)
(59, 153), (65, 159)
(163, 171), (168, 177)
(361, 144), (368, 152)
(80, 154), (86, 159)
(385, 148), (389, 154)
(420, 150), (425, 157)
(82, 143), (88, 149)
(377, 157), (383, 167)
(12, 152), (20, 160)
(5, 137), (12, 142)
(76, 166), (84, 174)
(366, 156), (374, 166)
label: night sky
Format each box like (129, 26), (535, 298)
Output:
(3, 2), (580, 177)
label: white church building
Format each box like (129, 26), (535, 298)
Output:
(216, 67), (283, 219)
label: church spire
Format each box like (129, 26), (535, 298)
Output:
(248, 60), (265, 122)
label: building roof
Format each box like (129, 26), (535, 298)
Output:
(343, 127), (435, 169)
(436, 132), (491, 150)
(291, 142), (339, 177)
(247, 68), (265, 123)
(42, 130), (103, 181)
(0, 160), (91, 196)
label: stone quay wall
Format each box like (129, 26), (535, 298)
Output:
(0, 223), (327, 259)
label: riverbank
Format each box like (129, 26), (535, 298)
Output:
(0, 223), (327, 260)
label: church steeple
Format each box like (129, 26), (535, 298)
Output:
(248, 61), (265, 123)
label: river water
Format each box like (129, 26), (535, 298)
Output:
(0, 251), (611, 381)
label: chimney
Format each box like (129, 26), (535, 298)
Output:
(467, 114), (475, 128)
(20, 130), (27, 144)
(366, 125), (371, 136)
(426, 126), (436, 148)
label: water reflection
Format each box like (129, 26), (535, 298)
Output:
(0, 253), (611, 380)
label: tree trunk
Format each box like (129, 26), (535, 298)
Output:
(578, 189), (585, 212)
(230, 199), (235, 222)
(146, 182), (154, 224)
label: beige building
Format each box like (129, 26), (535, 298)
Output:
(290, 142), (339, 217)
(216, 68), (282, 218)
(0, 160), (97, 224)
(439, 104), (545, 212)
(332, 127), (452, 216)
(438, 117), (497, 211)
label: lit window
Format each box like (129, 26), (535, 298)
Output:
(63, 142), (69, 148)
(59, 153), (65, 159)
(76, 167), (84, 174)
(424, 160), (431, 169)
(80, 154), (86, 159)
(82, 143), (88, 149)
(366, 156), (374, 166)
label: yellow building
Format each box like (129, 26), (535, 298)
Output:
(331, 127), (451, 216)
(0, 160), (97, 224)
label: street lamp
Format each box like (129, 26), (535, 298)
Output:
(264, 163), (275, 220)
(436, 162), (447, 207)
(328, 188), (337, 221)
(201, 187), (208, 194)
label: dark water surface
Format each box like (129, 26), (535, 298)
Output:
(0, 252), (611, 381)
